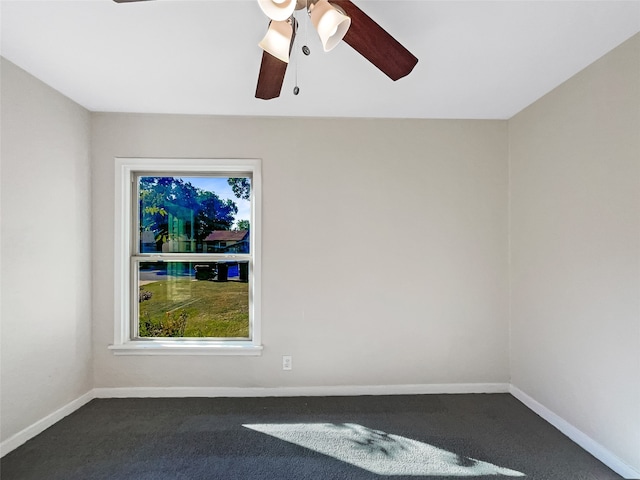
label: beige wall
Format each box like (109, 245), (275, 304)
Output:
(509, 33), (640, 471)
(91, 114), (510, 389)
(0, 59), (93, 442)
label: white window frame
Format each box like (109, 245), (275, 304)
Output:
(109, 158), (262, 356)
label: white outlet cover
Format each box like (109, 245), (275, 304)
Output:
(282, 356), (292, 370)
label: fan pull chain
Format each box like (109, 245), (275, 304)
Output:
(293, 0), (310, 96)
(302, 0), (310, 56)
(293, 48), (299, 95)
(293, 14), (300, 95)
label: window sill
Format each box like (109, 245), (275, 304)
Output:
(108, 341), (263, 356)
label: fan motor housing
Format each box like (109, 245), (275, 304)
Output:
(295, 0), (321, 10)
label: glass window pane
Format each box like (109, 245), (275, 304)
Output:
(137, 261), (250, 338)
(138, 176), (251, 254)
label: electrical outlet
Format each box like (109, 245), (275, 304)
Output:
(282, 355), (292, 371)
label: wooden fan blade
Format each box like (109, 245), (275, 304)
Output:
(331, 0), (418, 81)
(255, 20), (297, 100)
(255, 51), (289, 100)
(113, 0), (152, 3)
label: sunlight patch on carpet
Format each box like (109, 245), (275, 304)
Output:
(243, 423), (526, 477)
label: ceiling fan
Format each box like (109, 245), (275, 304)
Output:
(113, 0), (418, 100)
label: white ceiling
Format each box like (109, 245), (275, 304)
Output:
(1, 0), (639, 119)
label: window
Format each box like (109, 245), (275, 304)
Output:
(110, 158), (262, 355)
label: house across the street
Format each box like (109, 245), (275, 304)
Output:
(203, 230), (249, 253)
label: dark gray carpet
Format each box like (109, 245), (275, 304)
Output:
(1, 394), (622, 479)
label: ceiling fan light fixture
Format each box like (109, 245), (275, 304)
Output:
(258, 19), (295, 63)
(309, 0), (351, 52)
(257, 0), (297, 22)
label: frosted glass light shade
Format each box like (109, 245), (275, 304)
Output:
(258, 20), (294, 63)
(257, 0), (296, 21)
(310, 0), (350, 52)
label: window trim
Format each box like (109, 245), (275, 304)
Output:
(110, 158), (262, 356)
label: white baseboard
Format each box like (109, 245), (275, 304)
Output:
(93, 382), (510, 399)
(0, 391), (94, 458)
(510, 385), (640, 480)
